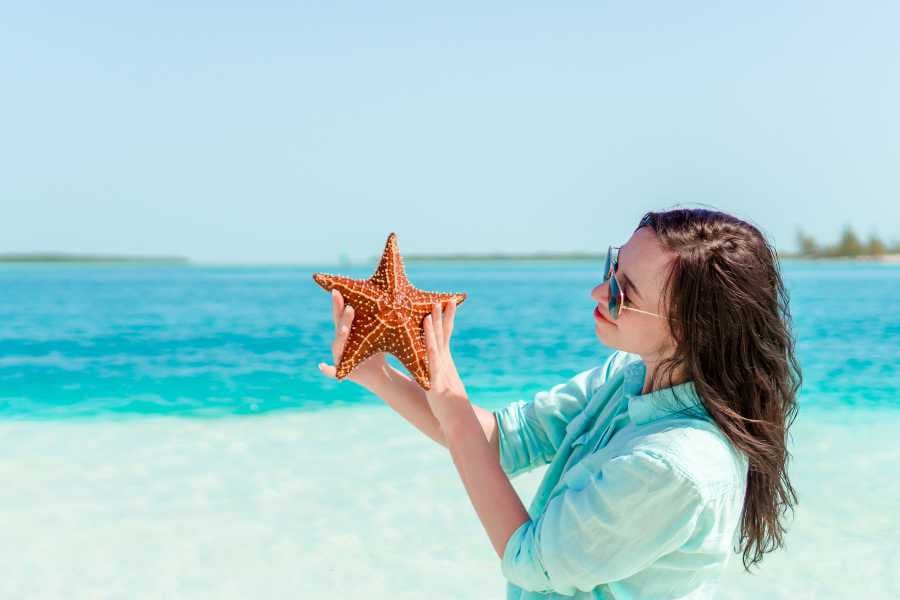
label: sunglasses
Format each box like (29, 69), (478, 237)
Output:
(602, 245), (666, 320)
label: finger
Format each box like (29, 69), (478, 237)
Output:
(431, 302), (444, 349)
(318, 362), (337, 378)
(331, 289), (344, 327)
(423, 314), (437, 365)
(443, 298), (456, 346)
(342, 303), (354, 327)
(343, 305), (354, 338)
(332, 309), (353, 360)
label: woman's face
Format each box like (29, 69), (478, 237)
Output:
(590, 227), (677, 360)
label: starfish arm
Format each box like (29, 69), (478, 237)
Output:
(335, 319), (385, 379)
(377, 325), (432, 390)
(371, 233), (408, 303)
(313, 273), (387, 315)
(409, 290), (468, 314)
(311, 273), (371, 298)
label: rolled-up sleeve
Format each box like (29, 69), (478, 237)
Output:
(492, 367), (599, 478)
(492, 351), (633, 478)
(500, 449), (704, 595)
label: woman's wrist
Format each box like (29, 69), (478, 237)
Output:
(350, 359), (391, 390)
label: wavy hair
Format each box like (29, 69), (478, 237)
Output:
(634, 207), (801, 571)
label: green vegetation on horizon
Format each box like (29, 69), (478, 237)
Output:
(794, 224), (900, 259)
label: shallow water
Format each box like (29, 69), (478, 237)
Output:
(1, 405), (897, 598)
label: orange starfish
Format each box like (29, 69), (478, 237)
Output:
(312, 232), (467, 390)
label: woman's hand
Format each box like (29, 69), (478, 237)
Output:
(318, 289), (388, 387)
(422, 299), (471, 427)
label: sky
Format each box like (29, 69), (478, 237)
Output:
(2, 1), (898, 264)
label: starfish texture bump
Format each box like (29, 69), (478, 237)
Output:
(312, 232), (467, 390)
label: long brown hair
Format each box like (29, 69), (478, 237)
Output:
(635, 207), (801, 571)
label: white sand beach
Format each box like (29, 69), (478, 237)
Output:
(2, 405), (898, 599)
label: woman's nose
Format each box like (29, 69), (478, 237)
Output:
(591, 281), (609, 303)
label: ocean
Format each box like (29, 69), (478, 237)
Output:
(1, 260), (898, 598)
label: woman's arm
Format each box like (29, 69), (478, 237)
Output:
(442, 408), (532, 560)
(360, 363), (500, 454)
(418, 301), (531, 560)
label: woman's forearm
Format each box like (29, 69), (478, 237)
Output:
(442, 405), (530, 560)
(362, 364), (500, 454)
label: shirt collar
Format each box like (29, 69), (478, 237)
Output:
(622, 359), (709, 425)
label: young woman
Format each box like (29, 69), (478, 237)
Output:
(318, 208), (801, 599)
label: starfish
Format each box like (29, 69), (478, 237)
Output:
(312, 232), (467, 390)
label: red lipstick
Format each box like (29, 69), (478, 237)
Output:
(594, 305), (611, 324)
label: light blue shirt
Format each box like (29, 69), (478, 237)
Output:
(493, 350), (749, 599)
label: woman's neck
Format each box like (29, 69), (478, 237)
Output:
(640, 354), (688, 395)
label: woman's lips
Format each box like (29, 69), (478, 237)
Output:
(594, 305), (612, 324)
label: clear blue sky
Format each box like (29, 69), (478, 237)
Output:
(3, 2), (898, 263)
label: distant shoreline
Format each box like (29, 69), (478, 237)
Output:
(0, 253), (189, 264)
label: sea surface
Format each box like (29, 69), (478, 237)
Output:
(1, 260), (898, 598)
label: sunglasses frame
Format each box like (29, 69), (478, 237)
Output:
(603, 245), (667, 320)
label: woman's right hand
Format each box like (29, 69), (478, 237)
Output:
(317, 289), (388, 387)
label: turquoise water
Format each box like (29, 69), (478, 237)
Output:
(1, 260), (898, 419)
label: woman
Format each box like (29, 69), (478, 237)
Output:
(318, 208), (801, 599)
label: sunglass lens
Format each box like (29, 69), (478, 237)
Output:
(609, 275), (620, 319)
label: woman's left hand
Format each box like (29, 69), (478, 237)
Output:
(422, 299), (471, 427)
